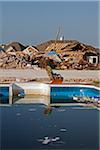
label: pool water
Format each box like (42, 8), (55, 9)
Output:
(0, 85), (99, 149)
(0, 103), (99, 150)
(0, 87), (9, 104)
(0, 86), (99, 104)
(51, 86), (99, 103)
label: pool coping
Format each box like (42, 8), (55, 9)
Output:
(50, 84), (100, 90)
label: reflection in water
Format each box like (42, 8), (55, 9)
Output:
(0, 97), (99, 150)
(44, 106), (52, 116)
(0, 85), (99, 149)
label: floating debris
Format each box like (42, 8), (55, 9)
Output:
(60, 128), (67, 132)
(42, 137), (51, 145)
(37, 136), (60, 145)
(28, 108), (36, 112)
(16, 113), (21, 116)
(37, 139), (43, 142)
(51, 137), (60, 142)
(58, 109), (66, 112)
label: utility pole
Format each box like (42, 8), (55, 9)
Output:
(54, 27), (61, 50)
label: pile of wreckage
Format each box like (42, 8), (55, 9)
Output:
(0, 40), (99, 70)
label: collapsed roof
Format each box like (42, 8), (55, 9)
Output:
(36, 40), (98, 54)
(4, 42), (26, 51)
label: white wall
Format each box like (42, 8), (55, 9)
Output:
(12, 82), (50, 96)
(87, 56), (98, 64)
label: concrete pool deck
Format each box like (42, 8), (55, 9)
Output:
(0, 69), (99, 81)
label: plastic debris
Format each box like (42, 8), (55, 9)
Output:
(51, 137), (60, 142)
(40, 137), (51, 145)
(38, 136), (60, 145)
(44, 137), (49, 140)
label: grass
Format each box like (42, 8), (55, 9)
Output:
(93, 81), (100, 87)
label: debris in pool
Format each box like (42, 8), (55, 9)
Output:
(16, 113), (21, 116)
(51, 137), (60, 142)
(28, 108), (36, 112)
(58, 109), (66, 112)
(38, 136), (60, 145)
(37, 139), (44, 142)
(60, 128), (67, 132)
(44, 136), (49, 139)
(42, 137), (51, 145)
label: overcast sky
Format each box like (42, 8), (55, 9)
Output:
(0, 1), (99, 47)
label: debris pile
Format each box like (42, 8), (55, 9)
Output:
(0, 53), (31, 69)
(0, 42), (37, 69)
(0, 40), (99, 70)
(61, 59), (98, 70)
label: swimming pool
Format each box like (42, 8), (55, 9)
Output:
(0, 84), (100, 105)
(50, 85), (100, 103)
(0, 87), (9, 104)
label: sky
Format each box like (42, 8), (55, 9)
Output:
(0, 1), (99, 47)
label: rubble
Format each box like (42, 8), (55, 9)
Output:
(0, 40), (99, 70)
(4, 41), (26, 51)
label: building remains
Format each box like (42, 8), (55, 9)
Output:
(0, 40), (99, 70)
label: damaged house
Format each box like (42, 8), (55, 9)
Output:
(23, 45), (39, 56)
(0, 40), (99, 70)
(22, 45), (39, 62)
(36, 40), (99, 70)
(83, 52), (98, 65)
